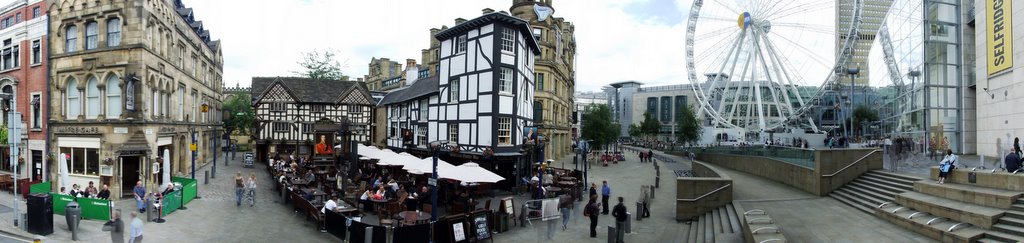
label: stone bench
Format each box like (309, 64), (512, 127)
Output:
(930, 166), (1024, 191)
(913, 181), (1023, 209)
(895, 191), (1004, 228)
(875, 203), (986, 243)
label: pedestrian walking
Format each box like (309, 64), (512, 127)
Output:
(589, 183), (597, 198)
(128, 212), (144, 243)
(247, 172), (258, 207)
(559, 194), (573, 230)
(231, 142), (238, 160)
(133, 181), (146, 213)
(102, 210), (124, 243)
(612, 197), (628, 243)
(235, 172), (244, 207)
(601, 181), (611, 215)
(585, 195), (600, 238)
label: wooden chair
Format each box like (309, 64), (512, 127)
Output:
(421, 204), (432, 215)
(483, 199), (492, 211)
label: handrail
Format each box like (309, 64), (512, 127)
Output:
(676, 184), (731, 202)
(748, 218), (774, 224)
(908, 212), (928, 219)
(759, 239), (784, 243)
(926, 217), (947, 225)
(745, 209), (767, 215)
(752, 227), (780, 234)
(948, 222), (970, 232)
(877, 202), (893, 208)
(823, 149), (882, 177)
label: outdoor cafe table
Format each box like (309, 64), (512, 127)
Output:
(545, 186), (562, 197)
(397, 211), (431, 225)
(303, 188), (327, 202)
(292, 179), (309, 187)
(557, 181), (575, 188)
(370, 198), (391, 216)
(559, 177), (576, 182)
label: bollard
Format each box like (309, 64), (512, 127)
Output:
(655, 176), (660, 188)
(204, 171), (209, 185)
(626, 212), (632, 233)
(212, 162), (217, 178)
(650, 185), (655, 199)
(607, 226), (617, 243)
(386, 226), (394, 243)
(635, 202), (643, 221)
(365, 226), (374, 243)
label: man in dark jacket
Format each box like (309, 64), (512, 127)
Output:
(586, 196), (600, 238)
(102, 210), (125, 243)
(1006, 150), (1022, 172)
(612, 197), (628, 243)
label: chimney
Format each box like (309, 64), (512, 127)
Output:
(357, 78), (364, 82)
(482, 8), (494, 14)
(455, 18), (467, 25)
(499, 11), (509, 15)
(406, 59), (417, 69)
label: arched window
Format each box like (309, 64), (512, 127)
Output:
(1, 85), (12, 125)
(65, 25), (78, 52)
(85, 76), (100, 118)
(85, 22), (98, 50)
(66, 78), (80, 118)
(106, 18), (121, 47)
(106, 74), (122, 117)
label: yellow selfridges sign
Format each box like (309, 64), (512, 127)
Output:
(987, 0), (1013, 75)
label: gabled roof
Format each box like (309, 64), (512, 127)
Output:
(435, 12), (541, 55)
(251, 77), (368, 104)
(379, 75), (439, 106)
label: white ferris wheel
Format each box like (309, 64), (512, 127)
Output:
(685, 0), (865, 135)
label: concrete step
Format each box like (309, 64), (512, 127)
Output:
(849, 179), (904, 198)
(1004, 211), (1024, 220)
(829, 189), (874, 213)
(976, 238), (1005, 243)
(1013, 205), (1024, 212)
(712, 208), (722, 234)
(875, 204), (987, 242)
(718, 207), (730, 234)
(998, 216), (1024, 228)
(704, 211), (714, 242)
(913, 181), (1024, 209)
(896, 191), (1005, 228)
(982, 231), (1024, 242)
(868, 170), (925, 182)
(840, 186), (889, 206)
(845, 182), (898, 202)
(688, 219), (699, 243)
(992, 223), (1024, 236)
(725, 203), (740, 233)
(1017, 198), (1024, 204)
(859, 175), (914, 191)
(696, 214), (706, 243)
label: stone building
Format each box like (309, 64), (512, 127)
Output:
(364, 58), (427, 92)
(0, 0), (47, 182)
(47, 0), (224, 198)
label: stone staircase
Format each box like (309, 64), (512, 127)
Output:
(681, 203), (742, 243)
(979, 198), (1024, 242)
(828, 170), (919, 213)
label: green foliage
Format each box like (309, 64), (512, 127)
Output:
(851, 105), (879, 135)
(581, 104), (619, 151)
(639, 112), (661, 137)
(628, 124), (641, 138)
(676, 104), (703, 145)
(0, 124), (6, 144)
(224, 93), (254, 135)
(294, 49), (349, 81)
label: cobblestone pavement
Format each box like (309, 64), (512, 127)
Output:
(0, 153), (336, 242)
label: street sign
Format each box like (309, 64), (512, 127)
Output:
(428, 178), (437, 186)
(189, 143), (197, 151)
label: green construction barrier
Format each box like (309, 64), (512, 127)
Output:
(76, 197), (111, 221)
(161, 190), (182, 217)
(171, 177), (198, 205)
(29, 181), (51, 195)
(52, 194), (74, 215)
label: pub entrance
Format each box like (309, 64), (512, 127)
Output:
(121, 156), (140, 197)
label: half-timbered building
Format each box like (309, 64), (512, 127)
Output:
(250, 77), (372, 165)
(380, 12), (540, 189)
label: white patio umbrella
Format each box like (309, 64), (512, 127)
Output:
(444, 162), (505, 183)
(59, 153), (70, 191)
(404, 158), (456, 175)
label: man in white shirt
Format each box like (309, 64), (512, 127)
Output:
(128, 212), (143, 243)
(322, 196), (339, 214)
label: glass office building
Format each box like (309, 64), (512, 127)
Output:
(871, 0), (971, 153)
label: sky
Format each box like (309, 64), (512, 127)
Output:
(176, 0), (695, 92)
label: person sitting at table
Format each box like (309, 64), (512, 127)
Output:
(375, 185), (387, 200)
(372, 176), (383, 189)
(300, 188), (314, 202)
(98, 184), (111, 200)
(69, 184), (82, 198)
(360, 189), (374, 212)
(321, 195), (339, 214)
(85, 181), (98, 198)
(60, 187), (68, 195)
(304, 170), (316, 185)
(543, 171), (554, 186)
(405, 188), (419, 211)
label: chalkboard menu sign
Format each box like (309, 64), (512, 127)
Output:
(500, 197), (514, 216)
(471, 211), (491, 240)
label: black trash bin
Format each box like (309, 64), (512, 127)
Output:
(26, 193), (53, 235)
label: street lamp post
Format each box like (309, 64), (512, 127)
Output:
(846, 67), (860, 145)
(428, 140), (450, 222)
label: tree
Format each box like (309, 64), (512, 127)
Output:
(639, 112), (661, 138)
(851, 105), (879, 136)
(628, 124), (641, 138)
(294, 49), (349, 80)
(581, 104), (619, 151)
(224, 93), (254, 135)
(676, 104), (703, 145)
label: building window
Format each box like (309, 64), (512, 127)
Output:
(30, 94), (40, 128)
(498, 117), (511, 145)
(417, 126), (427, 146)
(15, 13), (20, 24)
(456, 35), (467, 53)
(391, 122), (399, 138)
(660, 97), (671, 122)
(449, 79), (459, 102)
(273, 122), (289, 132)
(32, 7), (39, 18)
(177, 86), (185, 121)
(311, 104), (325, 113)
(85, 22), (98, 50)
(60, 147), (99, 176)
(536, 73), (544, 91)
(65, 25), (77, 52)
(270, 103), (286, 112)
(501, 28), (515, 52)
(66, 78), (80, 119)
(419, 99), (428, 120)
(448, 123), (458, 143)
(191, 91), (197, 121)
(85, 76), (100, 118)
(107, 18), (121, 47)
(532, 28), (542, 41)
(1, 85), (10, 125)
(534, 101), (543, 122)
(301, 123), (312, 133)
(30, 40), (39, 64)
(2, 40), (19, 70)
(106, 75), (122, 118)
(499, 67), (513, 94)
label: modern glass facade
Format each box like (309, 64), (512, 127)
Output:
(872, 0), (966, 153)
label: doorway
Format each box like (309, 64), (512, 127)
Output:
(31, 150), (42, 181)
(121, 156), (140, 197)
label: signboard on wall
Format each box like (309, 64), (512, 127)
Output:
(987, 0), (1013, 75)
